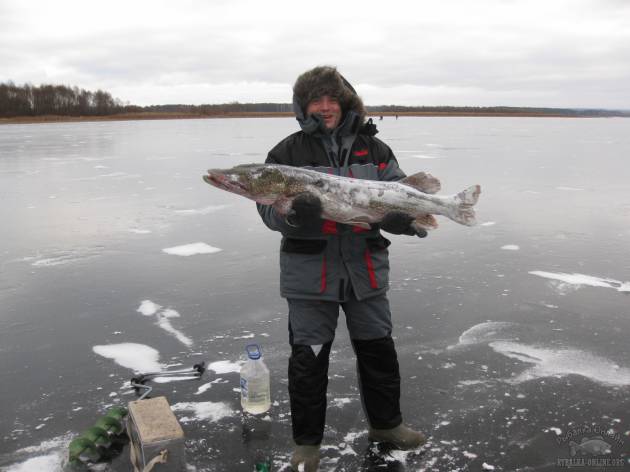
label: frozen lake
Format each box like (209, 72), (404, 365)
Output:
(1, 117), (629, 471)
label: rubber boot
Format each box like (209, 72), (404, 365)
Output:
(368, 423), (427, 450)
(290, 445), (320, 472)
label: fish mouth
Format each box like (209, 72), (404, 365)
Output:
(204, 172), (248, 193)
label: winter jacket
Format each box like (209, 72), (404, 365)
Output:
(257, 115), (406, 302)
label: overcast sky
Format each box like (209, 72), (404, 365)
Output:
(2, 0), (629, 109)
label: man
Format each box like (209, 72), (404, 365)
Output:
(257, 66), (426, 471)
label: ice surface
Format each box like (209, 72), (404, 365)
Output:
(92, 343), (162, 372)
(529, 271), (630, 292)
(162, 242), (222, 256)
(455, 321), (521, 346)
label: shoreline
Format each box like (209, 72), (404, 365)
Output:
(0, 110), (621, 125)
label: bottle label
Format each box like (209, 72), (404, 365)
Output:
(240, 377), (248, 399)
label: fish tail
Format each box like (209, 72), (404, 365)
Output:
(449, 185), (481, 226)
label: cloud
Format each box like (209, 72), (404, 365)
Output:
(1, 0), (629, 108)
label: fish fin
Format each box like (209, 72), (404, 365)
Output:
(272, 197), (292, 215)
(400, 172), (441, 194)
(412, 214), (438, 232)
(450, 185), (481, 226)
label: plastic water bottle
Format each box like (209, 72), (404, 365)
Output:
(240, 344), (271, 414)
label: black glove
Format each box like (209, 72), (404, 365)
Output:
(380, 211), (427, 238)
(286, 193), (322, 228)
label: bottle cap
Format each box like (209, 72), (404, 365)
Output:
(246, 344), (262, 360)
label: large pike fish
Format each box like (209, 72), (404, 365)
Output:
(203, 164), (481, 231)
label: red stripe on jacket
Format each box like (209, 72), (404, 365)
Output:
(320, 255), (327, 293)
(364, 249), (378, 289)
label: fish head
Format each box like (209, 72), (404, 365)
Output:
(204, 164), (288, 204)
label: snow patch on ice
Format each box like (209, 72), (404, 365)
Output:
(137, 300), (161, 316)
(384, 449), (414, 463)
(529, 271), (630, 293)
(454, 322), (630, 386)
(195, 383), (213, 395)
(489, 341), (630, 386)
(501, 244), (520, 251)
(3, 453), (64, 472)
(136, 301), (193, 347)
(556, 186), (584, 191)
(344, 430), (367, 443)
(233, 333), (255, 340)
(155, 309), (193, 347)
(171, 401), (234, 423)
(93, 343), (162, 372)
(162, 242), (222, 256)
(5, 434), (74, 472)
(330, 397), (355, 408)
(411, 154), (441, 159)
(208, 360), (243, 374)
(480, 221), (496, 226)
(174, 205), (227, 215)
(15, 434), (73, 455)
(30, 250), (99, 267)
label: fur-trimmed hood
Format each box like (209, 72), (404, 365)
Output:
(292, 66), (367, 134)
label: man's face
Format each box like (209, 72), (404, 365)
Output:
(306, 95), (342, 130)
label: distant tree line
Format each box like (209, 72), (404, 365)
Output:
(136, 102), (293, 114)
(2, 81), (627, 118)
(365, 105), (629, 117)
(0, 82), (125, 117)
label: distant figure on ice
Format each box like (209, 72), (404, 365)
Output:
(257, 65), (427, 471)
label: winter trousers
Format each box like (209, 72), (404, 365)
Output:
(287, 294), (403, 445)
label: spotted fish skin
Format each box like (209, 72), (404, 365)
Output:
(204, 163), (481, 231)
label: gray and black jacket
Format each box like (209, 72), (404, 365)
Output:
(257, 67), (406, 302)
